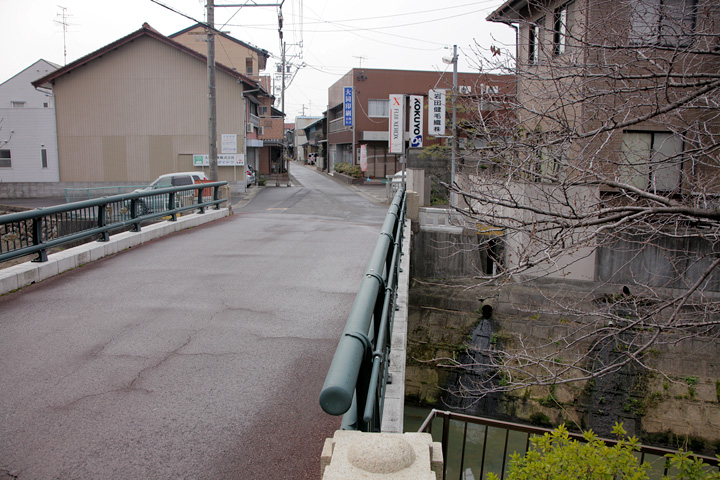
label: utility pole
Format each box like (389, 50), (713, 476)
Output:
(207, 0), (218, 181)
(281, 41), (287, 114)
(450, 44), (457, 207)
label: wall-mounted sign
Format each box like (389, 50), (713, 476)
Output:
(343, 87), (354, 127)
(221, 134), (237, 154)
(429, 89), (446, 137)
(409, 95), (424, 147)
(388, 94), (405, 155)
(193, 154), (245, 166)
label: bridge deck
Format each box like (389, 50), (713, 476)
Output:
(0, 164), (389, 479)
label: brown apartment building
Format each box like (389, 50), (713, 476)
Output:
(327, 68), (515, 180)
(487, 0), (720, 194)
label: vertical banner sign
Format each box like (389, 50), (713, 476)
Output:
(409, 95), (424, 147)
(429, 89), (446, 136)
(388, 94), (405, 155)
(360, 144), (368, 172)
(343, 87), (354, 127)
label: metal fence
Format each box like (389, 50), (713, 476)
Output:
(64, 186), (148, 203)
(419, 409), (720, 480)
(0, 182), (227, 264)
(319, 187), (406, 432)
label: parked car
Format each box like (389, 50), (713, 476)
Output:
(246, 166), (256, 186)
(132, 171), (209, 215)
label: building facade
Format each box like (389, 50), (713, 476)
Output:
(0, 59), (60, 183)
(29, 23), (277, 194)
(327, 68), (514, 180)
(477, 0), (720, 281)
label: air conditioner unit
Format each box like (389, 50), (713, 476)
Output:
(259, 126), (265, 135)
(246, 123), (254, 133)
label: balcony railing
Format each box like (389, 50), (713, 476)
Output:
(329, 117), (350, 133)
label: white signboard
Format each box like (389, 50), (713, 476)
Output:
(409, 95), (424, 147)
(388, 94), (405, 155)
(429, 89), (446, 137)
(193, 154), (245, 166)
(221, 134), (237, 154)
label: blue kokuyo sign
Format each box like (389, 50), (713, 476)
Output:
(344, 87), (353, 127)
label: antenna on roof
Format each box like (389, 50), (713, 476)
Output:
(55, 6), (71, 65)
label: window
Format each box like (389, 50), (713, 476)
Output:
(43, 102), (49, 108)
(0, 150), (11, 168)
(553, 4), (571, 55)
(620, 132), (683, 193)
(41, 148), (48, 169)
(630, 0), (696, 47)
(258, 106), (269, 117)
(528, 17), (543, 64)
(531, 144), (563, 182)
(368, 99), (389, 117)
(245, 57), (254, 75)
(11, 101), (25, 108)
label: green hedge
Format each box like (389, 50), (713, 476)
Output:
(334, 162), (363, 178)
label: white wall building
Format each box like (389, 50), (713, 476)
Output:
(0, 59), (60, 183)
(294, 116), (322, 162)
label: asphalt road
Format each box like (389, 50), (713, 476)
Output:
(0, 164), (388, 479)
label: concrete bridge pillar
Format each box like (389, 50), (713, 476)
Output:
(320, 430), (443, 479)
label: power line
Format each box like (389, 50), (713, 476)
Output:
(236, 1), (495, 27)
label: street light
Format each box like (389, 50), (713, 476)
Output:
(442, 45), (458, 207)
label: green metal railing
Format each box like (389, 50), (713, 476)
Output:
(319, 187), (406, 432)
(0, 182), (227, 264)
(64, 186), (148, 203)
(420, 409), (720, 480)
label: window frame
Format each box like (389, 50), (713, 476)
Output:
(0, 149), (11, 168)
(368, 99), (389, 118)
(41, 148), (48, 169)
(629, 0), (697, 47)
(553, 3), (571, 56)
(528, 17), (543, 65)
(620, 131), (685, 194)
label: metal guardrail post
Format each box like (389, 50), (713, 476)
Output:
(97, 203), (110, 242)
(31, 217), (47, 263)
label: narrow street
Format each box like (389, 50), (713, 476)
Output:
(0, 164), (387, 479)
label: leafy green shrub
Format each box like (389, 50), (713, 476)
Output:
(334, 162), (363, 178)
(487, 423), (720, 480)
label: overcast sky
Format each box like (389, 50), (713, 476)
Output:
(1, 0), (515, 120)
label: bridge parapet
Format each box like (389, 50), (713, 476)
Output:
(321, 430), (442, 480)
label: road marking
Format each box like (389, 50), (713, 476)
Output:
(266, 208), (288, 211)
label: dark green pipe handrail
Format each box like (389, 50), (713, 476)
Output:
(0, 181), (227, 264)
(319, 187), (406, 432)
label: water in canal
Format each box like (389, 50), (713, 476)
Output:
(404, 405), (529, 480)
